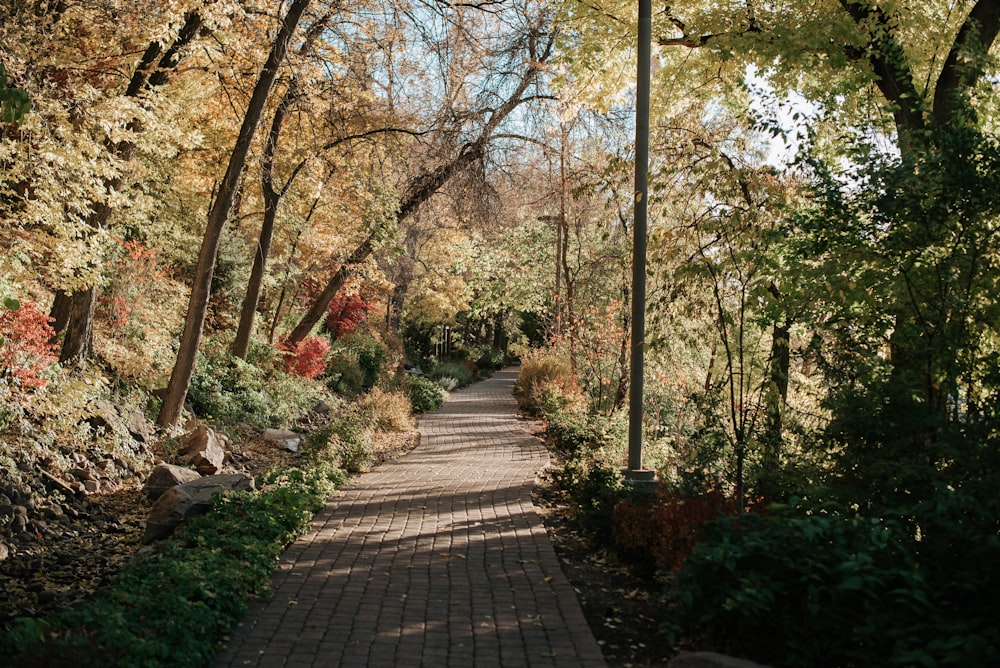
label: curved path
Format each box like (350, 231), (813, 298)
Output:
(214, 368), (607, 667)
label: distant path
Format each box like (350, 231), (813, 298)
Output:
(214, 368), (607, 667)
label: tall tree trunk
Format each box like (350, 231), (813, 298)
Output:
(58, 286), (95, 365)
(491, 310), (506, 351)
(157, 0), (312, 428)
(761, 320), (790, 500)
(613, 279), (631, 413)
(49, 290), (72, 341)
(232, 87), (296, 358)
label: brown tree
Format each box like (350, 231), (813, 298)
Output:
(157, 0), (313, 428)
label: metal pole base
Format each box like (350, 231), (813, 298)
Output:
(621, 467), (659, 495)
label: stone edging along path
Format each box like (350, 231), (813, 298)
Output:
(214, 368), (607, 667)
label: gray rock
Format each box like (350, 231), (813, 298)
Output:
(262, 428), (301, 452)
(669, 652), (772, 668)
(69, 468), (95, 482)
(142, 463), (202, 500)
(143, 474), (255, 544)
(127, 409), (154, 443)
(0, 542), (9, 561)
(179, 425), (226, 475)
(85, 399), (120, 432)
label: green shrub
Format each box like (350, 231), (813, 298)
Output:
(187, 338), (320, 429)
(667, 495), (1000, 667)
(474, 346), (506, 372)
(408, 374), (445, 413)
(305, 408), (373, 474)
(0, 465), (345, 666)
(545, 412), (626, 455)
(326, 333), (390, 396)
(325, 350), (366, 395)
(569, 463), (625, 537)
(429, 361), (474, 388)
(435, 375), (460, 392)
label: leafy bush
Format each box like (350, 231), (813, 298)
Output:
(544, 411), (626, 455)
(278, 335), (330, 379)
(325, 351), (366, 395)
(357, 387), (414, 432)
(0, 299), (58, 396)
(408, 374), (445, 413)
(187, 338), (321, 429)
(435, 375), (460, 392)
(429, 360), (474, 388)
(325, 292), (370, 340)
(305, 408), (373, 474)
(562, 462), (625, 537)
(0, 464), (345, 666)
(474, 346), (506, 372)
(327, 333), (389, 395)
(668, 495), (1000, 667)
(513, 348), (585, 416)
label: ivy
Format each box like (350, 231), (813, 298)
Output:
(0, 464), (347, 667)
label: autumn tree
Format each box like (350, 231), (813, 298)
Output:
(1, 3), (229, 366)
(283, 0), (557, 347)
(156, 0), (313, 428)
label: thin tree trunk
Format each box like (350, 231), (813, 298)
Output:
(233, 87), (296, 358)
(761, 320), (790, 499)
(157, 0), (312, 428)
(284, 236), (374, 345)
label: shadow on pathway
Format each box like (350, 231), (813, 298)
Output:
(214, 368), (607, 667)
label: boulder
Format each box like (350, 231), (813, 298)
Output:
(262, 428), (302, 453)
(179, 425), (226, 475)
(143, 474), (255, 544)
(85, 399), (119, 432)
(669, 652), (772, 668)
(142, 463), (202, 500)
(126, 409), (154, 443)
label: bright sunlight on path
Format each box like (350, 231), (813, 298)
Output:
(214, 368), (607, 667)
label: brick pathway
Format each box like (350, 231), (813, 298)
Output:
(214, 368), (607, 667)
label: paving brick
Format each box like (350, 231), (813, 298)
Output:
(213, 369), (606, 667)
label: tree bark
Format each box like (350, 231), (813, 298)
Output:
(157, 0), (312, 428)
(232, 86), (296, 358)
(49, 289), (72, 340)
(761, 320), (790, 499)
(58, 286), (95, 365)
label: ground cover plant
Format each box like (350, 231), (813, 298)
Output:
(0, 464), (346, 667)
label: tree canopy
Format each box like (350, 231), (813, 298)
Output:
(2, 0), (1000, 663)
